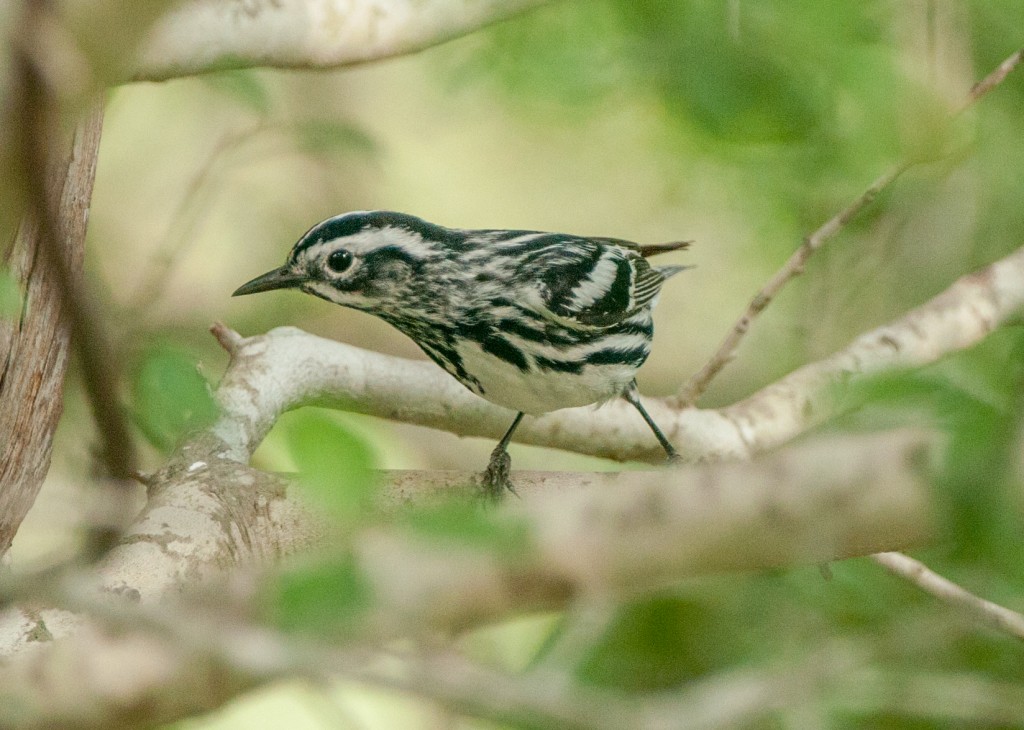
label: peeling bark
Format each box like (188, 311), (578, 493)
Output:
(0, 107), (104, 558)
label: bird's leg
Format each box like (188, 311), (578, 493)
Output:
(480, 412), (525, 501)
(622, 381), (681, 463)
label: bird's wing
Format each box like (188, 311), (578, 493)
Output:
(517, 236), (672, 328)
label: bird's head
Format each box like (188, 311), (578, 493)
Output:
(233, 211), (453, 312)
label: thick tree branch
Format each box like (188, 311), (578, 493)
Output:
(133, 0), (556, 81)
(13, 4), (137, 487)
(0, 429), (933, 660)
(356, 432), (932, 634)
(0, 430), (932, 728)
(0, 102), (104, 558)
(0, 621), (261, 730)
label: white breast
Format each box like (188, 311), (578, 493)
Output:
(455, 340), (639, 415)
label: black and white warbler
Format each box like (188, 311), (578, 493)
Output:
(234, 211), (689, 498)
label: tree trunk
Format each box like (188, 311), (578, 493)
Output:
(0, 106), (104, 558)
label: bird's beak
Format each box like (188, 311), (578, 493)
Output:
(232, 266), (307, 296)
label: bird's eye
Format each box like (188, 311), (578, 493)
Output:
(327, 249), (353, 273)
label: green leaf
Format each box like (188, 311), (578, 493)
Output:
(202, 69), (271, 114)
(401, 498), (532, 558)
(0, 268), (22, 319)
(293, 120), (377, 157)
(271, 554), (371, 636)
(577, 594), (744, 690)
(284, 409), (378, 521)
(131, 345), (218, 453)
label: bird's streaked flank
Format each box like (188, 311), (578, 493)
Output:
(234, 211), (689, 498)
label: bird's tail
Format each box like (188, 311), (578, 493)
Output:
(655, 264), (694, 280)
(638, 240), (691, 258)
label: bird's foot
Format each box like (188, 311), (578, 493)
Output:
(478, 447), (517, 502)
(666, 450), (684, 466)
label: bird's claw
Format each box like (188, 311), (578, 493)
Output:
(479, 448), (517, 502)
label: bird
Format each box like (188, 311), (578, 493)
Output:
(233, 210), (689, 499)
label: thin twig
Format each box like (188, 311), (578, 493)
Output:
(872, 552), (1024, 642)
(959, 47), (1023, 112)
(210, 321), (243, 354)
(128, 123), (267, 312)
(677, 164), (907, 406)
(14, 7), (137, 487)
(677, 46), (1024, 406)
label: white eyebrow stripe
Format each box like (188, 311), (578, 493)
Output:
(324, 227), (439, 259)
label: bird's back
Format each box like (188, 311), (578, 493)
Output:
(404, 229), (687, 413)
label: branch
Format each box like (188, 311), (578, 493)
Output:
(14, 8), (137, 485)
(133, 0), (556, 81)
(356, 432), (933, 634)
(678, 46), (1024, 405)
(960, 48), (1023, 111)
(0, 581), (860, 730)
(0, 428), (933, 661)
(0, 47), (113, 554)
(871, 552), (1024, 642)
(0, 428), (925, 727)
(210, 243), (1024, 464)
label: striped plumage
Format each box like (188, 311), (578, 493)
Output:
(234, 211), (689, 497)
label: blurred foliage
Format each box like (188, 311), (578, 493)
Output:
(576, 592), (752, 690)
(283, 408), (379, 524)
(840, 329), (1024, 569)
(399, 497), (533, 558)
(293, 120), (378, 158)
(198, 71), (379, 159)
(450, 1), (931, 214)
(270, 552), (372, 637)
(259, 409), (379, 638)
(202, 70), (275, 116)
(130, 343), (218, 452)
(266, 412), (534, 637)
